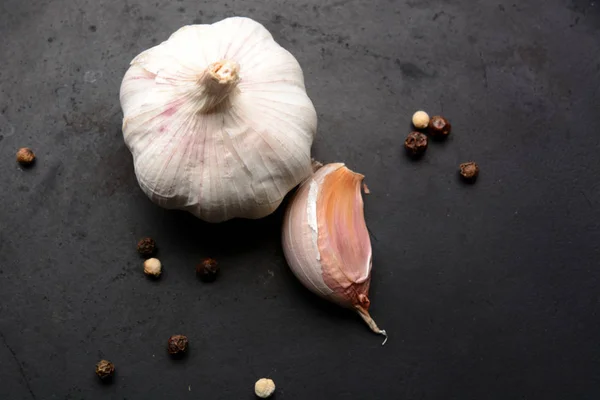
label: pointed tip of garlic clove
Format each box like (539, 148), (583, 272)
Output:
(356, 305), (388, 345)
(380, 330), (388, 346)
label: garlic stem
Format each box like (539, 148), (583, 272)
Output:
(195, 60), (240, 113)
(356, 305), (388, 345)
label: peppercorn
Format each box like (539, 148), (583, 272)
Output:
(459, 161), (479, 181)
(137, 237), (157, 257)
(404, 131), (428, 156)
(411, 110), (430, 129)
(196, 258), (219, 282)
(16, 148), (35, 166)
(254, 378), (276, 398)
(428, 116), (451, 138)
(95, 359), (115, 380)
(167, 334), (189, 356)
(143, 258), (162, 278)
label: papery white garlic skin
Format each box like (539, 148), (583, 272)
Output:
(282, 163), (387, 343)
(119, 17), (317, 223)
(283, 165), (342, 301)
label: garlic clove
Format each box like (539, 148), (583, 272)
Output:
(282, 163), (387, 344)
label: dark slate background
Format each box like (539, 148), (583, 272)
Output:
(1, 0), (599, 399)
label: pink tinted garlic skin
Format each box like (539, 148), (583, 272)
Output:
(282, 163), (387, 344)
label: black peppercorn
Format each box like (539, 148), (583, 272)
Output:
(196, 258), (219, 282)
(404, 131), (428, 156)
(95, 359), (115, 380)
(137, 237), (157, 257)
(167, 334), (189, 356)
(459, 161), (479, 181)
(428, 116), (451, 138)
(16, 148), (36, 166)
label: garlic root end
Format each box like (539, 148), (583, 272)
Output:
(356, 306), (388, 345)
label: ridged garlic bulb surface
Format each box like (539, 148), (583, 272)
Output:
(119, 17), (317, 222)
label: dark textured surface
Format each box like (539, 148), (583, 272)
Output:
(1, 0), (600, 398)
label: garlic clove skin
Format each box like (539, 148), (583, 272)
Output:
(316, 165), (372, 307)
(120, 17), (317, 223)
(282, 163), (387, 344)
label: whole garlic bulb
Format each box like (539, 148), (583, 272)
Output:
(119, 17), (317, 223)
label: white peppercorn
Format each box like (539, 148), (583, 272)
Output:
(411, 111), (430, 129)
(143, 258), (162, 278)
(254, 378), (276, 398)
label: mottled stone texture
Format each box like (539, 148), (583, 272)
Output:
(0, 0), (599, 399)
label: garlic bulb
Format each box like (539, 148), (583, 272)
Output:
(119, 17), (317, 222)
(282, 163), (387, 344)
